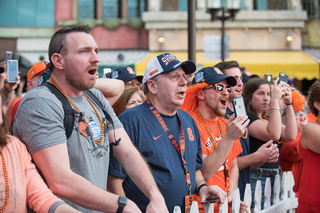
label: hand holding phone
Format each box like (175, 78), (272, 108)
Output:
(278, 72), (288, 84)
(232, 96), (247, 117)
(7, 60), (18, 83)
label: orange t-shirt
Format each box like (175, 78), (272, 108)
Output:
(279, 133), (303, 194)
(307, 112), (317, 123)
(0, 136), (62, 212)
(189, 112), (242, 213)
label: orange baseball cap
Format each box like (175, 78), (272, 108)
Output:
(27, 61), (49, 81)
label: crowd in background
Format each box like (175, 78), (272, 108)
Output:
(0, 24), (319, 213)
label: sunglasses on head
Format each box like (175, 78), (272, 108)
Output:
(294, 109), (307, 116)
(206, 84), (232, 94)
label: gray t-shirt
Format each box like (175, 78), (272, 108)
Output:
(12, 85), (122, 212)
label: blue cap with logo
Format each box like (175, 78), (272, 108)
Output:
(192, 67), (237, 86)
(106, 67), (142, 83)
(142, 53), (196, 84)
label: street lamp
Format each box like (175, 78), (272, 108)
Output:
(206, 0), (240, 61)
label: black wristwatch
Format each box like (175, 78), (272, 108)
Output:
(116, 196), (127, 213)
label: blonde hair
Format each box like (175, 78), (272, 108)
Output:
(112, 86), (145, 116)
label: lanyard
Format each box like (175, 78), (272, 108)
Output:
(196, 108), (230, 190)
(206, 118), (230, 190)
(146, 99), (192, 194)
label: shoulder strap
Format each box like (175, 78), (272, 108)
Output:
(41, 82), (78, 139)
(41, 83), (120, 158)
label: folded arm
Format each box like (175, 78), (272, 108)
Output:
(32, 142), (140, 212)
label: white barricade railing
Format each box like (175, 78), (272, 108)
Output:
(173, 171), (298, 213)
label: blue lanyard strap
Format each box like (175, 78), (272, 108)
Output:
(146, 99), (192, 194)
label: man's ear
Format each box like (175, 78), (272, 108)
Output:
(198, 90), (205, 101)
(147, 80), (157, 95)
(51, 53), (64, 70)
(314, 101), (320, 111)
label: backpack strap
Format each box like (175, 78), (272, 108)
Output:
(41, 83), (120, 158)
(41, 82), (78, 139)
(83, 90), (121, 158)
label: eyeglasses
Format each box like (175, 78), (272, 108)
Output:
(294, 109), (307, 116)
(206, 84), (232, 94)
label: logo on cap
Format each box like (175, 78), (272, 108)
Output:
(214, 67), (223, 74)
(127, 67), (135, 74)
(111, 71), (119, 79)
(195, 72), (204, 83)
(149, 69), (159, 77)
(161, 54), (179, 66)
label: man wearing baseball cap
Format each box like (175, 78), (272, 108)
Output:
(180, 67), (249, 213)
(106, 66), (142, 88)
(108, 53), (226, 212)
(27, 60), (49, 91)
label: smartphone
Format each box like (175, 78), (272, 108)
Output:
(201, 199), (219, 205)
(278, 72), (288, 84)
(264, 73), (273, 85)
(232, 96), (247, 117)
(7, 60), (18, 83)
(5, 51), (13, 67)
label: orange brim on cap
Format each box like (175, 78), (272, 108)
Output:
(27, 61), (48, 81)
(180, 82), (208, 113)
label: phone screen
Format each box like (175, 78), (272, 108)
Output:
(264, 73), (273, 85)
(5, 51), (13, 66)
(7, 60), (18, 83)
(278, 72), (288, 84)
(232, 96), (247, 117)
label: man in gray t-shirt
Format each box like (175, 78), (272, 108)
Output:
(13, 25), (168, 213)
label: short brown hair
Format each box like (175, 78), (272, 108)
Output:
(308, 79), (320, 117)
(112, 87), (145, 116)
(48, 25), (92, 71)
(214, 61), (240, 74)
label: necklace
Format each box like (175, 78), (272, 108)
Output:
(194, 108), (230, 189)
(225, 113), (247, 139)
(50, 77), (104, 145)
(194, 108), (225, 149)
(0, 147), (9, 212)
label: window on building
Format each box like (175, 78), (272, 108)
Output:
(103, 0), (120, 18)
(0, 0), (54, 27)
(78, 0), (95, 20)
(253, 0), (288, 10)
(302, 0), (318, 18)
(128, 0), (146, 17)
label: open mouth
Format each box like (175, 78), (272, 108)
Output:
(177, 91), (186, 98)
(220, 99), (227, 107)
(88, 68), (96, 75)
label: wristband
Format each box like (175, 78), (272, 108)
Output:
(285, 102), (293, 106)
(270, 107), (280, 111)
(116, 196), (127, 213)
(197, 182), (209, 195)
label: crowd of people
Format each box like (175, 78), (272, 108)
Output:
(0, 24), (319, 213)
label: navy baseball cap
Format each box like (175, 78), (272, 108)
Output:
(192, 67), (236, 86)
(108, 67), (142, 82)
(38, 70), (52, 86)
(142, 53), (196, 84)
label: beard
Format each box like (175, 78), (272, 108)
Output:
(205, 98), (226, 117)
(65, 70), (96, 92)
